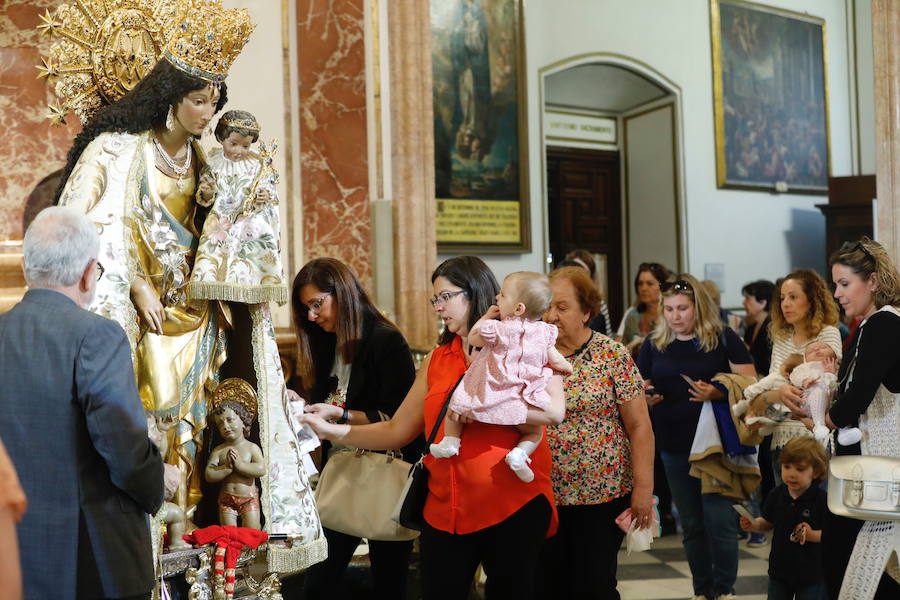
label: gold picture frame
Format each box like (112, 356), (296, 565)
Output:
(431, 0), (531, 253)
(711, 0), (830, 194)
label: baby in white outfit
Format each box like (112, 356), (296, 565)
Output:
(790, 341), (860, 446)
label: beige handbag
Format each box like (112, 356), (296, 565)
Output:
(314, 448), (420, 541)
(827, 455), (900, 521)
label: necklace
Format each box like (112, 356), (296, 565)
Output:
(153, 136), (192, 191)
(563, 330), (595, 359)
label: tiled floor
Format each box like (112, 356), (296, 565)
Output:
(617, 532), (771, 600)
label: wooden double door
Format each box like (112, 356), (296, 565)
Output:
(546, 146), (624, 327)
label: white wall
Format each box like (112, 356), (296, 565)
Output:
(456, 0), (857, 307)
(222, 0), (296, 327)
(853, 0), (876, 174)
(625, 102), (680, 298)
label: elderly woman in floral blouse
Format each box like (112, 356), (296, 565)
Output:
(536, 267), (655, 600)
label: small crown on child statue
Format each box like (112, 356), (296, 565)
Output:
(210, 378), (258, 422)
(221, 117), (260, 133)
(162, 0), (255, 84)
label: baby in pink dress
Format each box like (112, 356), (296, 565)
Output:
(430, 271), (572, 482)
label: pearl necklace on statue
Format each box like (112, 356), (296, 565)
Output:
(153, 136), (192, 191)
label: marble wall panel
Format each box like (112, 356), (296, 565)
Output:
(296, 0), (372, 287)
(0, 1), (82, 241)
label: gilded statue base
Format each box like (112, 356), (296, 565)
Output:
(158, 545), (284, 600)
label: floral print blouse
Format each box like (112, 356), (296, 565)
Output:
(547, 332), (645, 506)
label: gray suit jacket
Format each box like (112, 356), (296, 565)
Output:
(0, 288), (164, 600)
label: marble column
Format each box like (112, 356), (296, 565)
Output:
(296, 0), (372, 287)
(387, 0), (438, 351)
(873, 0), (900, 262)
(0, 1), (82, 241)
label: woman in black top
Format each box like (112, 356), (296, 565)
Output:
(292, 257), (423, 600)
(824, 239), (900, 599)
(741, 279), (775, 376)
(741, 279), (776, 514)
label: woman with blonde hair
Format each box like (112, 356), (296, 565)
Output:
(740, 269), (841, 483)
(636, 274), (756, 600)
(823, 238), (900, 599)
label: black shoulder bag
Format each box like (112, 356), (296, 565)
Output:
(391, 374), (463, 531)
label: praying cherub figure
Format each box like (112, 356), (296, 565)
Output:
(205, 378), (265, 530)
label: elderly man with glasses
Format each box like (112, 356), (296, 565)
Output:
(0, 206), (164, 600)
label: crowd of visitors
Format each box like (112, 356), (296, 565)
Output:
(3, 232), (900, 600)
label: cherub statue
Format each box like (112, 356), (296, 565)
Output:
(187, 109), (288, 304)
(205, 378), (266, 530)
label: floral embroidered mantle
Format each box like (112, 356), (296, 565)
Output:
(58, 131), (324, 573)
(188, 148), (287, 305)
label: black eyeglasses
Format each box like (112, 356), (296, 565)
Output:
(430, 290), (466, 307)
(301, 292), (331, 314)
(95, 261), (105, 281)
(840, 240), (875, 262)
(660, 279), (693, 294)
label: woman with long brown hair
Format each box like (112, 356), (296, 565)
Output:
(291, 257), (422, 600)
(300, 256), (566, 600)
(740, 269), (841, 484)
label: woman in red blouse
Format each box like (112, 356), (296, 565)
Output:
(536, 267), (655, 599)
(301, 256), (566, 600)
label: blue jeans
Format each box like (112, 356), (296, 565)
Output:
(767, 577), (827, 600)
(661, 451), (739, 598)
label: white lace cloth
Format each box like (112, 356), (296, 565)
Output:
(839, 306), (900, 600)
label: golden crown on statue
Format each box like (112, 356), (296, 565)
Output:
(221, 116), (260, 133)
(36, 0), (181, 125)
(36, 0), (254, 126)
(162, 0), (255, 84)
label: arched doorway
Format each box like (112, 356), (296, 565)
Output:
(539, 54), (685, 327)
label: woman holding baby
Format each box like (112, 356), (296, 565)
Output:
(822, 239), (900, 599)
(740, 269), (842, 483)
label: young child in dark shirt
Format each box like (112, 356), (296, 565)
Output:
(739, 437), (828, 600)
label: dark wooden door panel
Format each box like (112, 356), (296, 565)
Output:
(547, 146), (623, 325)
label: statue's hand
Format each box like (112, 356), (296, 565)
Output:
(254, 188), (271, 204)
(197, 174), (215, 206)
(131, 277), (165, 334)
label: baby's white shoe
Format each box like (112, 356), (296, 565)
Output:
(837, 427), (862, 446)
(430, 436), (461, 458)
(505, 447), (534, 482)
(813, 425), (830, 443)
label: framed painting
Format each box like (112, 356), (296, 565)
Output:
(431, 0), (530, 252)
(711, 0), (830, 193)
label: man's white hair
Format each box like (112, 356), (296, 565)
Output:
(23, 206), (100, 287)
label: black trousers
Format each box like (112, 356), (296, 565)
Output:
(419, 494), (551, 600)
(300, 527), (414, 600)
(822, 509), (900, 600)
(534, 496), (630, 600)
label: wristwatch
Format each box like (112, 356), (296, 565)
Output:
(337, 407), (350, 424)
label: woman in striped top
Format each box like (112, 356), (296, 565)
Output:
(741, 269), (841, 484)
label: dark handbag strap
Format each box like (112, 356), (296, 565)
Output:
(424, 374), (464, 448)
